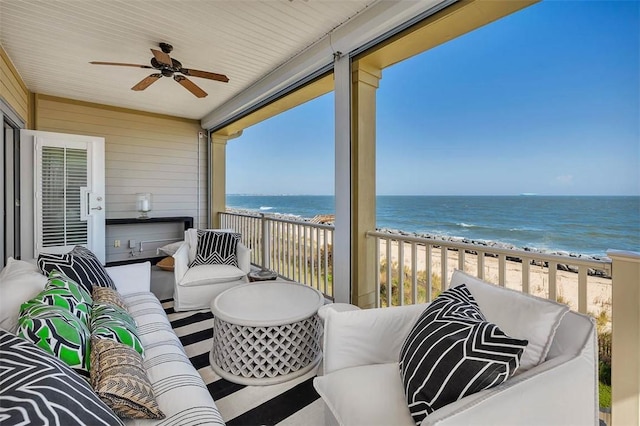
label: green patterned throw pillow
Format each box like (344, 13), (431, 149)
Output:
(47, 269), (93, 302)
(91, 303), (144, 356)
(22, 270), (93, 326)
(17, 304), (91, 377)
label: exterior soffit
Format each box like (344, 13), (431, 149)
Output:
(209, 0), (539, 135)
(214, 74), (333, 137)
(201, 0), (448, 130)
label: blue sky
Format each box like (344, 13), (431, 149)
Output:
(227, 0), (639, 196)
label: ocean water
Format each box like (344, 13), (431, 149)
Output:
(226, 195), (640, 257)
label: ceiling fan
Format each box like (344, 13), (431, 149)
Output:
(90, 42), (228, 98)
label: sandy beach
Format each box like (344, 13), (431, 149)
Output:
(378, 239), (612, 329)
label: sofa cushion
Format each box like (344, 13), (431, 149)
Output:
(450, 269), (569, 372)
(90, 337), (164, 419)
(105, 262), (152, 296)
(314, 362), (415, 426)
(0, 329), (124, 425)
(179, 264), (247, 287)
(123, 293), (181, 346)
(122, 292), (225, 425)
(17, 303), (92, 377)
(91, 303), (144, 356)
(38, 245), (115, 294)
(399, 284), (527, 424)
(190, 230), (241, 267)
(0, 257), (48, 333)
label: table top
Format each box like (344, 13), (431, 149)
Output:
(211, 280), (324, 327)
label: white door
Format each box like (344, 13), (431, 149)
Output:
(25, 130), (106, 263)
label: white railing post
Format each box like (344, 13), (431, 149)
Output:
(608, 250), (640, 426)
(261, 213), (270, 270)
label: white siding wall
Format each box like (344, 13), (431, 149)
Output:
(34, 95), (207, 263)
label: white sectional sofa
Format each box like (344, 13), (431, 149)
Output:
(314, 270), (598, 426)
(0, 258), (224, 425)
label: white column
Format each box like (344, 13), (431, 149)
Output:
(333, 53), (351, 304)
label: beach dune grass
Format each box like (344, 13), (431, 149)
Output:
(376, 240), (612, 331)
(378, 259), (441, 307)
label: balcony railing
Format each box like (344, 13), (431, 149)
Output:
(220, 211), (334, 299)
(367, 230), (613, 316)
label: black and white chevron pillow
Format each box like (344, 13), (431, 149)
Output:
(38, 246), (115, 294)
(399, 284), (528, 424)
(190, 230), (241, 267)
(0, 329), (124, 425)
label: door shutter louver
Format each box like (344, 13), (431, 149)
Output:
(41, 146), (88, 247)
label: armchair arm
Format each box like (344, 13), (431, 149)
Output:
(106, 262), (151, 295)
(423, 353), (597, 426)
(323, 303), (427, 375)
(237, 243), (251, 274)
(173, 242), (190, 284)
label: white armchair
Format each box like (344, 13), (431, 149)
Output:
(314, 270), (598, 426)
(172, 229), (251, 311)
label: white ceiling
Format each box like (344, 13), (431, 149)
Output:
(0, 0), (376, 121)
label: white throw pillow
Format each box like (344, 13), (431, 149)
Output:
(450, 269), (569, 372)
(0, 257), (48, 333)
(157, 241), (184, 256)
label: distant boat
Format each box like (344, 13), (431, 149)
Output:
(520, 193), (538, 196)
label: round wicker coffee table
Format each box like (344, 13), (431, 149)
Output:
(209, 280), (324, 385)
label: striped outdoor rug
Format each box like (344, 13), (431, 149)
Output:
(161, 299), (325, 426)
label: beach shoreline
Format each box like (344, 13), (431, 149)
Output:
(226, 207), (611, 264)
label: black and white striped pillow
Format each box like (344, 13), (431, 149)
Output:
(38, 246), (115, 294)
(189, 230), (241, 267)
(399, 284), (528, 424)
(0, 329), (124, 425)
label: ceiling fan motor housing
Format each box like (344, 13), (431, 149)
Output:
(150, 57), (183, 76)
(159, 42), (173, 54)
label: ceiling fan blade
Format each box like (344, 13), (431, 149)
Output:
(90, 61), (153, 69)
(180, 68), (229, 83)
(132, 74), (162, 91)
(174, 75), (207, 98)
(150, 48), (172, 66)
